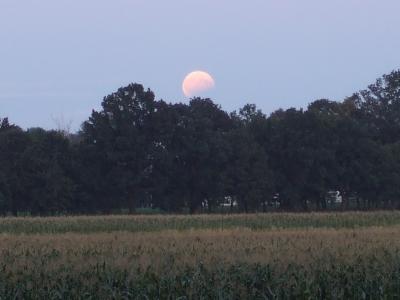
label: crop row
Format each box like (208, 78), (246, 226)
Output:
(1, 227), (400, 298)
(1, 211), (400, 234)
(1, 258), (400, 299)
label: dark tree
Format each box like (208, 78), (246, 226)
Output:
(2, 70), (400, 214)
(80, 84), (156, 213)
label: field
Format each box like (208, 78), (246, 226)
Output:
(2, 212), (400, 299)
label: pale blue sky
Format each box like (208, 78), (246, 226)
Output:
(1, 0), (399, 131)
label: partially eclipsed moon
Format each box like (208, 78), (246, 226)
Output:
(182, 71), (215, 97)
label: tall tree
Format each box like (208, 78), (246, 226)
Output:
(0, 123), (29, 214)
(80, 84), (156, 212)
(357, 70), (400, 144)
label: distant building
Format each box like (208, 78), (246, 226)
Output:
(220, 196), (238, 208)
(326, 191), (342, 205)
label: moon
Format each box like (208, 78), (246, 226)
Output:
(182, 71), (215, 97)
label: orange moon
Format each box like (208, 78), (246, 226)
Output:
(182, 71), (215, 97)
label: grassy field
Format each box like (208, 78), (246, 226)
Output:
(2, 212), (400, 299)
(2, 211), (400, 234)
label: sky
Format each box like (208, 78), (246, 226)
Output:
(1, 0), (400, 131)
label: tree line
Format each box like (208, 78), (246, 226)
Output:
(1, 70), (400, 215)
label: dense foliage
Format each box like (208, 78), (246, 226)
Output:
(3, 256), (400, 299)
(1, 71), (400, 214)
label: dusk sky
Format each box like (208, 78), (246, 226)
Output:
(1, 0), (399, 131)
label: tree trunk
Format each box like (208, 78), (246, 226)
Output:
(340, 190), (349, 211)
(128, 192), (136, 214)
(242, 196), (248, 213)
(301, 197), (308, 212)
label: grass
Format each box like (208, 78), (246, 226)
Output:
(1, 211), (400, 234)
(2, 211), (400, 298)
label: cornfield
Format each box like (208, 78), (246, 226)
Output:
(2, 212), (400, 299)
